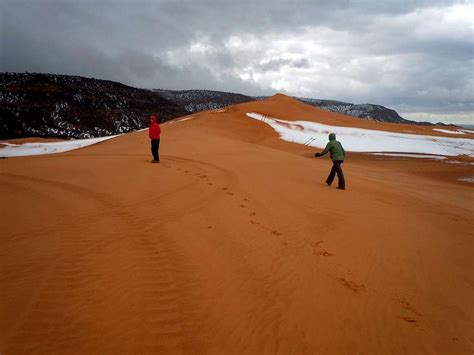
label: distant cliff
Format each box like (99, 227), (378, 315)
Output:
(0, 73), (187, 140)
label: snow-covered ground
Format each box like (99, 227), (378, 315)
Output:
(370, 153), (447, 159)
(459, 176), (474, 183)
(432, 128), (466, 135)
(164, 116), (195, 125)
(0, 135), (119, 157)
(174, 116), (195, 123)
(247, 112), (474, 157)
(444, 161), (474, 166)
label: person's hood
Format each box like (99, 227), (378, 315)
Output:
(150, 115), (157, 123)
(329, 133), (336, 141)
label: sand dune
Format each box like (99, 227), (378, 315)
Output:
(1, 94), (473, 354)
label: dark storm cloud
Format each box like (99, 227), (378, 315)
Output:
(1, 0), (473, 123)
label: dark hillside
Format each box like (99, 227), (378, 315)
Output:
(154, 89), (255, 112)
(0, 73), (188, 139)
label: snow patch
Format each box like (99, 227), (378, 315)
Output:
(167, 116), (194, 124)
(246, 112), (474, 157)
(0, 135), (119, 157)
(458, 176), (474, 183)
(433, 128), (466, 135)
(175, 116), (194, 122)
(370, 153), (446, 159)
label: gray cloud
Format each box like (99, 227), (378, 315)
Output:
(258, 58), (311, 72)
(1, 0), (473, 123)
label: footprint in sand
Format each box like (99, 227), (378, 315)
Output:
(337, 277), (366, 293)
(312, 241), (333, 257)
(317, 251), (333, 256)
(271, 230), (282, 236)
(250, 220), (260, 225)
(249, 212), (256, 216)
(395, 295), (422, 323)
(398, 316), (417, 323)
(240, 204), (246, 208)
(221, 187), (233, 195)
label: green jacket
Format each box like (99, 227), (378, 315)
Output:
(320, 133), (345, 161)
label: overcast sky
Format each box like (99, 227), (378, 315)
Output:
(1, 0), (473, 123)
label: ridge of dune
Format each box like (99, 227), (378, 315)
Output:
(266, 92), (295, 101)
(1, 94), (473, 354)
(238, 94), (474, 139)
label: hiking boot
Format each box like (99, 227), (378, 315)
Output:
(151, 160), (160, 163)
(336, 186), (345, 190)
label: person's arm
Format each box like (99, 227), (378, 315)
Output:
(315, 142), (331, 157)
(341, 144), (345, 159)
(157, 124), (161, 135)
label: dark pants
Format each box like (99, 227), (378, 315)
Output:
(326, 160), (345, 188)
(151, 139), (160, 161)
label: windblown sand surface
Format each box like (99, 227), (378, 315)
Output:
(1, 95), (473, 354)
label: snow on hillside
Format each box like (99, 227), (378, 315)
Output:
(1, 73), (187, 140)
(154, 89), (254, 113)
(247, 112), (474, 157)
(0, 135), (119, 157)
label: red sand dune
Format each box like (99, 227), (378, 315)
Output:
(1, 94), (473, 354)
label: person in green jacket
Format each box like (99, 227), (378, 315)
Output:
(314, 133), (346, 190)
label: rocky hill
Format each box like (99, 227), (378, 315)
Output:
(294, 98), (422, 124)
(0, 73), (188, 140)
(254, 96), (433, 125)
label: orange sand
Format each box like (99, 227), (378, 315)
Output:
(1, 95), (473, 354)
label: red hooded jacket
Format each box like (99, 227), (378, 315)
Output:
(149, 116), (161, 139)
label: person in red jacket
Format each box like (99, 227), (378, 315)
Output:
(148, 115), (161, 163)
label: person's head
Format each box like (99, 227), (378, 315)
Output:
(329, 133), (336, 141)
(150, 115), (157, 123)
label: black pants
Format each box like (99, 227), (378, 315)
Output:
(326, 160), (345, 188)
(151, 139), (160, 161)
